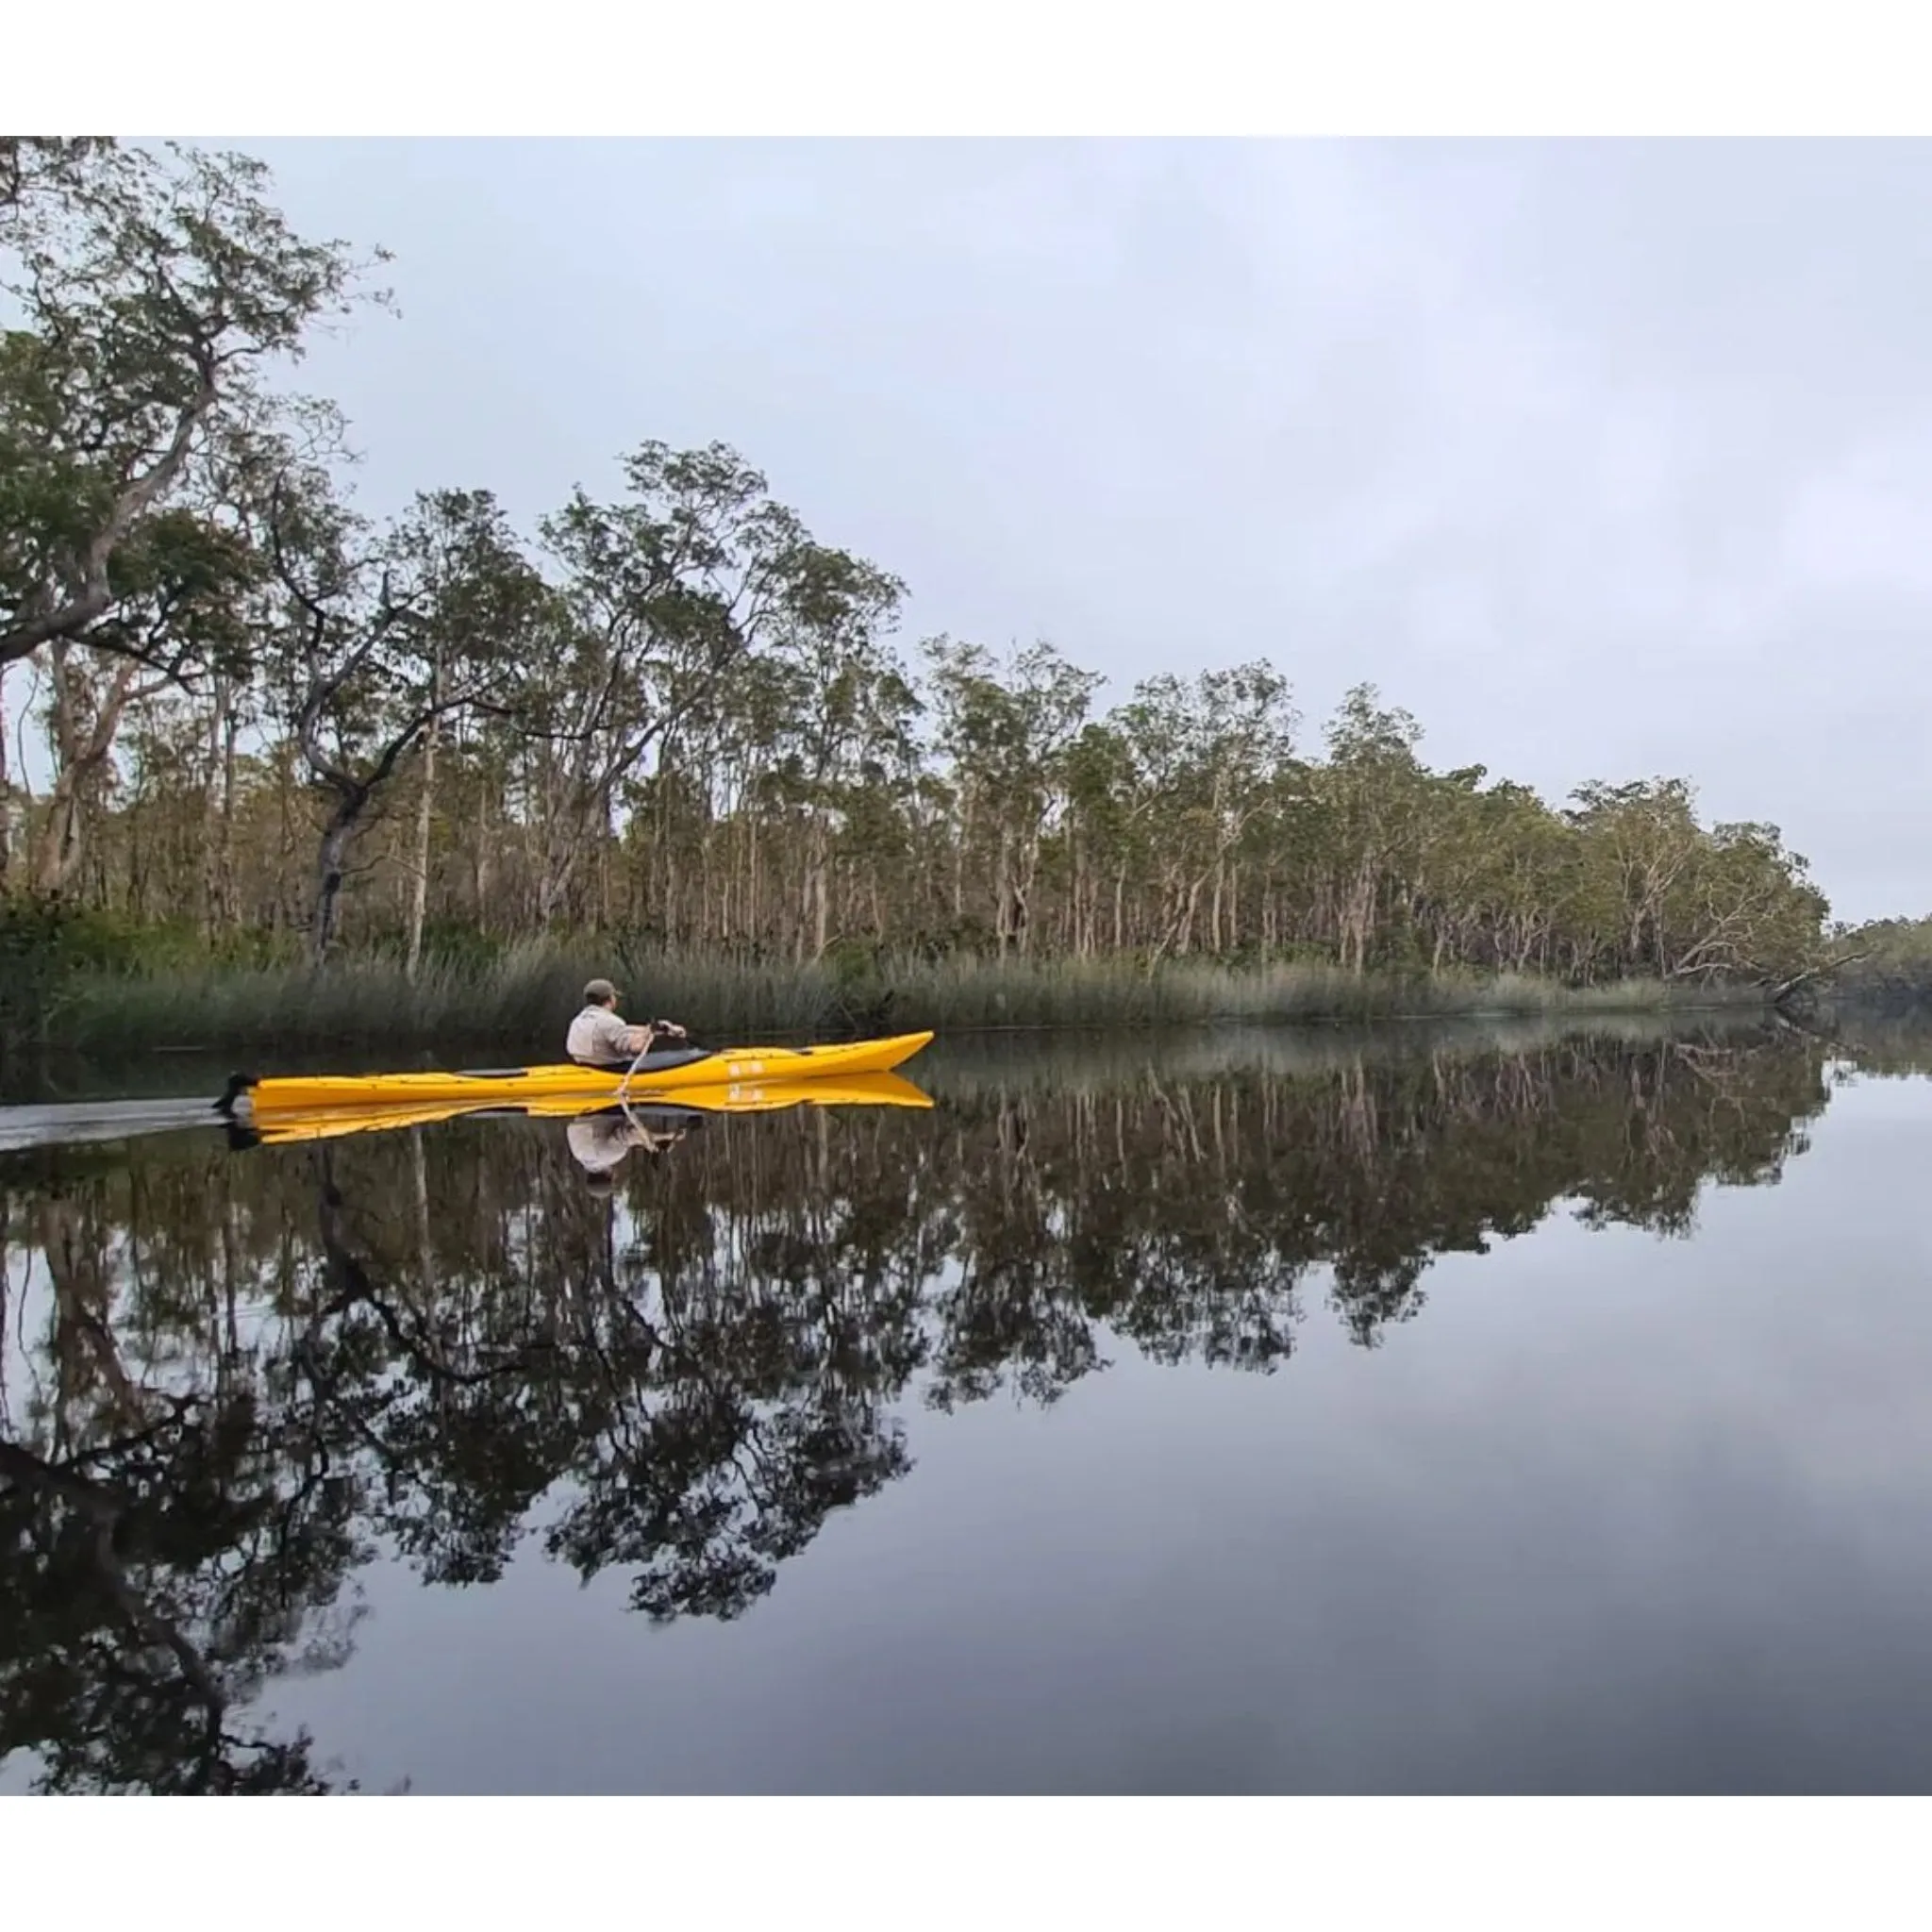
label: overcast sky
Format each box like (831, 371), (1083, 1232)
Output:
(232, 138), (1932, 925)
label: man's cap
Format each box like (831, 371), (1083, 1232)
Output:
(583, 976), (619, 1004)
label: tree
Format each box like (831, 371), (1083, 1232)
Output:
(0, 139), (385, 897)
(1109, 661), (1298, 962)
(25, 507), (259, 895)
(1314, 684), (1426, 974)
(263, 475), (547, 960)
(0, 139), (384, 671)
(759, 612), (920, 959)
(926, 637), (1100, 955)
(525, 441), (903, 929)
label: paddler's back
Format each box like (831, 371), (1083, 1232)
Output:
(567, 1003), (633, 1065)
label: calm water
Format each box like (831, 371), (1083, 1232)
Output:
(7, 1017), (1932, 1795)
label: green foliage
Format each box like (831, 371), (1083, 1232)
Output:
(0, 894), (145, 1046)
(1796, 914), (1932, 1016)
(1, 137), (385, 674)
(0, 138), (1852, 1032)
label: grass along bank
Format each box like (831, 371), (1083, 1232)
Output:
(36, 942), (1774, 1057)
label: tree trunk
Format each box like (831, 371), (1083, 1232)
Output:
(747, 813), (761, 947)
(536, 761), (603, 927)
(472, 775), (494, 933)
(31, 645), (144, 896)
(1177, 873), (1203, 955)
(311, 795), (364, 964)
(404, 700), (440, 980)
(1016, 833), (1041, 957)
(538, 841), (575, 926)
(798, 821), (831, 961)
(0, 661), (12, 893)
(274, 747), (298, 933)
(994, 824), (1015, 955)
(955, 795), (973, 922)
(200, 675), (238, 937)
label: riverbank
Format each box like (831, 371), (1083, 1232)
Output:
(22, 941), (1774, 1056)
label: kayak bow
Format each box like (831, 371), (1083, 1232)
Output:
(216, 1029), (934, 1120)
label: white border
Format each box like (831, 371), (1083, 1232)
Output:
(8, 2), (1932, 1907)
(17, 1794), (1927, 1921)
(5, 2), (1930, 136)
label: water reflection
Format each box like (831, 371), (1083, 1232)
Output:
(0, 1023), (1858, 1791)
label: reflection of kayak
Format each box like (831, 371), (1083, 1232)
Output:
(229, 1070), (934, 1147)
(217, 1031), (934, 1119)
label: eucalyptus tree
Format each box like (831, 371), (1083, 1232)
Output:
(1103, 661), (1298, 961)
(525, 441), (903, 930)
(261, 473), (547, 960)
(0, 138), (380, 677)
(0, 138), (385, 897)
(1305, 685), (1428, 974)
(926, 637), (1101, 954)
(751, 622), (923, 958)
(1562, 778), (1707, 978)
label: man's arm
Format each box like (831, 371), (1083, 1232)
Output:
(609, 1016), (685, 1059)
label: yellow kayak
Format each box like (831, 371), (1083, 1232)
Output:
(218, 1030), (934, 1120)
(232, 1070), (934, 1147)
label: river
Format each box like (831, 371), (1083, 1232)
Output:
(4, 1015), (1931, 1793)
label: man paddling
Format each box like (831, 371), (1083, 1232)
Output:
(566, 977), (690, 1068)
(567, 1108), (690, 1186)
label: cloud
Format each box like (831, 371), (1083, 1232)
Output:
(228, 137), (1932, 919)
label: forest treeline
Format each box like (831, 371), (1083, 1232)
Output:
(1786, 914), (1932, 1017)
(0, 137), (1842, 1004)
(0, 1024), (1834, 1789)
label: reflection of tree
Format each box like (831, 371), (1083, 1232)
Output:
(0, 1408), (357, 1793)
(1807, 1018), (1932, 1083)
(0, 1024), (1838, 1790)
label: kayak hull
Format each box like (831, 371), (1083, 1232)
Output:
(232, 1071), (934, 1146)
(221, 1030), (934, 1117)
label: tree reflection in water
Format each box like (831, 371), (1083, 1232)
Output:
(0, 1023), (1857, 1790)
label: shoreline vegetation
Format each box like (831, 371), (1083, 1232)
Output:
(0, 138), (1907, 1068)
(16, 938), (1776, 1060)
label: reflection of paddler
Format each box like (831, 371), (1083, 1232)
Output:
(567, 1108), (691, 1188)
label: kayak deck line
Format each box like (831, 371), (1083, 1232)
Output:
(214, 1029), (935, 1120)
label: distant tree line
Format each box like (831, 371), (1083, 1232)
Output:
(1786, 914), (1932, 1017)
(1, 137), (1836, 988)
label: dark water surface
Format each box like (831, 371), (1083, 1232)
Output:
(7, 1017), (1932, 1795)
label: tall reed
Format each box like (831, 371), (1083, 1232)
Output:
(52, 941), (1770, 1056)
